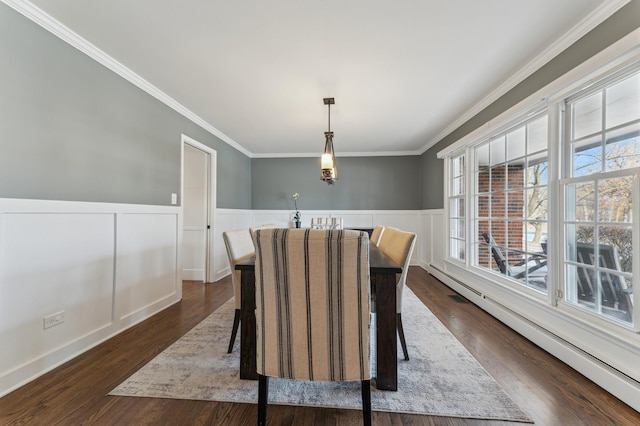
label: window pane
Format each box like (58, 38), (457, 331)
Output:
(507, 190), (525, 218)
(507, 127), (526, 161)
(573, 92), (602, 139)
(450, 218), (459, 238)
(606, 72), (640, 128)
(506, 221), (525, 248)
(605, 123), (640, 172)
(597, 225), (633, 274)
(527, 221), (548, 252)
(528, 115), (548, 154)
(452, 176), (464, 196)
(450, 199), (459, 218)
(566, 263), (597, 312)
(576, 224), (595, 245)
(570, 181), (595, 222)
(477, 166), (490, 193)
(491, 193), (506, 218)
(527, 153), (548, 186)
(490, 166), (506, 192)
(477, 194), (490, 217)
(490, 137), (506, 166)
(476, 144), (489, 171)
(573, 135), (602, 177)
(453, 155), (465, 177)
(475, 240), (493, 270)
(598, 177), (633, 223)
(507, 165), (526, 189)
(451, 238), (465, 260)
(566, 223), (577, 261)
(450, 198), (466, 218)
(527, 187), (548, 220)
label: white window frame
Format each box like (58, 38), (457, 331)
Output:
(470, 113), (550, 294)
(438, 29), (640, 333)
(558, 63), (640, 329)
(447, 153), (466, 263)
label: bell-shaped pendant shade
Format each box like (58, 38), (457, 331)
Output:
(321, 131), (337, 184)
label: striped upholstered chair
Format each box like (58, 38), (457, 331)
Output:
(222, 229), (255, 353)
(253, 228), (371, 426)
(378, 227), (417, 361)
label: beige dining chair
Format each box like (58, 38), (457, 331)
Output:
(222, 228), (255, 353)
(378, 227), (417, 361)
(370, 225), (385, 246)
(253, 228), (371, 426)
(249, 223), (276, 234)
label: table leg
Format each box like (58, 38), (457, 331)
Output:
(374, 271), (397, 391)
(240, 269), (257, 380)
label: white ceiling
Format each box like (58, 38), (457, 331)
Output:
(20, 0), (623, 157)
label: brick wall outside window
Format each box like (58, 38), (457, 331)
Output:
(477, 165), (525, 269)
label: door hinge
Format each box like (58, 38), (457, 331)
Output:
(556, 290), (563, 299)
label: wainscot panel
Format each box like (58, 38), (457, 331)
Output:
(0, 198), (181, 397)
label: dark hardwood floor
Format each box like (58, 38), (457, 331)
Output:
(1, 268), (638, 425)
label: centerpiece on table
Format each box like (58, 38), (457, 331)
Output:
(293, 193), (301, 228)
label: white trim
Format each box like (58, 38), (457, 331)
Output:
(2, 0), (251, 158)
(252, 150), (422, 159)
(438, 100), (549, 159)
(422, 0), (631, 155)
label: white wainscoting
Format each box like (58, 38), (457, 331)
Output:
(214, 209), (428, 282)
(0, 198), (182, 397)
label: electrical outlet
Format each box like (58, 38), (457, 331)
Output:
(43, 311), (65, 329)
(171, 193), (177, 205)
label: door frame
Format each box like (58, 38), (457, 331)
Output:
(181, 134), (217, 283)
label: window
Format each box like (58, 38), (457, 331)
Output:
(563, 66), (639, 325)
(439, 49), (639, 334)
(473, 115), (549, 292)
(449, 154), (466, 261)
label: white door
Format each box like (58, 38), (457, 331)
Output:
(183, 143), (210, 281)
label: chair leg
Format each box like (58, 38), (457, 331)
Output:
(258, 374), (269, 426)
(361, 379), (371, 426)
(397, 312), (409, 361)
(228, 309), (241, 353)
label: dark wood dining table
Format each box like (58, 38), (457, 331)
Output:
(235, 244), (402, 391)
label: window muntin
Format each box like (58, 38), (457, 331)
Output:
(449, 154), (466, 261)
(474, 115), (549, 292)
(563, 66), (639, 325)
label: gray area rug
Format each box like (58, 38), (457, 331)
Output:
(110, 288), (532, 422)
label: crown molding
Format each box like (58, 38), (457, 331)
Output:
(418, 0), (631, 155)
(2, 0), (253, 158)
(252, 150), (421, 159)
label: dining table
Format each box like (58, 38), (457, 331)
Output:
(235, 243), (402, 391)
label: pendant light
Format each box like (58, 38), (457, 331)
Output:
(320, 97), (337, 184)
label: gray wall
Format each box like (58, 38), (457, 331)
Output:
(0, 4), (251, 209)
(252, 156), (420, 210)
(4, 0), (637, 211)
(419, 0), (640, 210)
